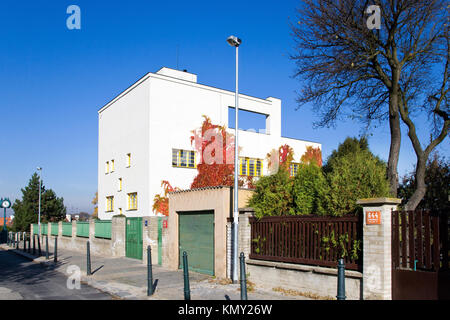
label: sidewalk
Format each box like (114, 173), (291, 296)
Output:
(0, 244), (311, 300)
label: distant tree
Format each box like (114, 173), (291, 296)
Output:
(398, 151), (449, 213)
(77, 212), (91, 221)
(12, 173), (66, 231)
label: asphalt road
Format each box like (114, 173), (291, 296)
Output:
(0, 249), (112, 300)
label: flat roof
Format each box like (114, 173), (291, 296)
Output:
(98, 68), (279, 113)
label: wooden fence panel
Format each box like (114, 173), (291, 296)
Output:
(249, 215), (362, 270)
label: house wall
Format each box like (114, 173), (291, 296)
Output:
(98, 76), (151, 220)
(98, 67), (321, 219)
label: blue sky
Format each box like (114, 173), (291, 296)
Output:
(0, 1), (448, 215)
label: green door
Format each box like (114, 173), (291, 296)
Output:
(126, 217), (143, 260)
(158, 217), (163, 265)
(178, 211), (214, 276)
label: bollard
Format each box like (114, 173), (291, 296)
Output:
(239, 252), (248, 300)
(336, 258), (346, 300)
(54, 237), (58, 263)
(45, 235), (49, 259)
(37, 235), (41, 256)
(182, 251), (191, 300)
(87, 241), (91, 276)
(28, 234), (31, 253)
(7, 232), (9, 246)
(147, 246), (154, 296)
(23, 233), (26, 252)
(33, 234), (36, 255)
(16, 233), (19, 249)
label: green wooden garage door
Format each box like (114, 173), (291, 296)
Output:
(179, 211), (214, 276)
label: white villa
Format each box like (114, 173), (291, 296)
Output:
(97, 67), (321, 219)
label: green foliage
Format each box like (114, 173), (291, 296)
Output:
(247, 169), (294, 218)
(398, 151), (449, 213)
(248, 137), (390, 217)
(321, 230), (361, 260)
(326, 141), (391, 216)
(12, 173), (66, 232)
(292, 163), (329, 215)
(323, 137), (370, 173)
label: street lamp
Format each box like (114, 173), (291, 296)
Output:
(227, 35), (242, 284)
(37, 167), (42, 236)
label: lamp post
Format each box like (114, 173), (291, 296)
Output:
(1, 198), (11, 243)
(37, 167), (42, 236)
(227, 35), (242, 284)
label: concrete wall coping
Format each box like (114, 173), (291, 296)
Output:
(246, 259), (363, 279)
(356, 197), (401, 206)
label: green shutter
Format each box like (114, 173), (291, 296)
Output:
(178, 211), (214, 276)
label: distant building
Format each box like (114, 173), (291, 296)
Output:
(97, 67), (322, 219)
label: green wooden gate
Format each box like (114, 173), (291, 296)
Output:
(126, 217), (143, 260)
(178, 211), (214, 276)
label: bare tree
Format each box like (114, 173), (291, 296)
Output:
(290, 0), (449, 209)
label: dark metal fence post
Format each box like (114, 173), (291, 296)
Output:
(182, 251), (191, 300)
(87, 241), (91, 276)
(54, 237), (58, 263)
(37, 234), (41, 256)
(240, 252), (248, 300)
(45, 235), (49, 259)
(337, 258), (346, 300)
(147, 246), (154, 296)
(23, 233), (26, 252)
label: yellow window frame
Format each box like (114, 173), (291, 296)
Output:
(127, 192), (137, 210)
(106, 196), (114, 212)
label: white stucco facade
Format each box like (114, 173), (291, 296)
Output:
(98, 67), (321, 219)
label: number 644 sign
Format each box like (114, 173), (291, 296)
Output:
(366, 211), (381, 225)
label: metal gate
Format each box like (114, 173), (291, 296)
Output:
(126, 217), (143, 260)
(178, 211), (214, 276)
(391, 210), (449, 300)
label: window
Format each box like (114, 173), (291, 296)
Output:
(106, 196), (114, 212)
(128, 192), (137, 210)
(105, 161), (109, 174)
(172, 149), (196, 168)
(111, 160), (115, 172)
(239, 157), (263, 177)
(126, 153), (131, 167)
(289, 163), (300, 177)
(118, 178), (122, 191)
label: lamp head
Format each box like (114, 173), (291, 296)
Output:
(227, 35), (242, 47)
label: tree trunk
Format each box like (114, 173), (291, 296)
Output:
(387, 91), (401, 197)
(405, 157), (427, 211)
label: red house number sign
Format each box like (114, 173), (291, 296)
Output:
(163, 220), (168, 228)
(366, 211), (381, 225)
